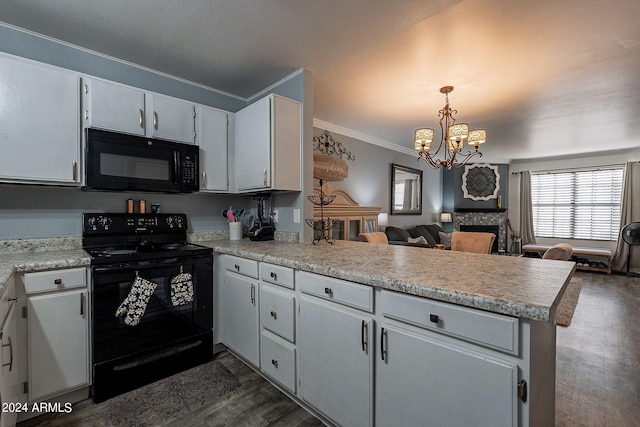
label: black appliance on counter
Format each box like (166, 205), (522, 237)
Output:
(84, 128), (199, 193)
(248, 195), (274, 241)
(82, 213), (213, 402)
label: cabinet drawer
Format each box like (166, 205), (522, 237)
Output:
(260, 331), (296, 393)
(23, 268), (86, 294)
(260, 263), (294, 289)
(260, 284), (295, 342)
(298, 272), (373, 313)
(381, 290), (519, 355)
(222, 255), (258, 278)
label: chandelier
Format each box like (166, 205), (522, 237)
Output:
(414, 86), (486, 169)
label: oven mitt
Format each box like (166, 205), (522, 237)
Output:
(170, 270), (194, 306)
(115, 275), (158, 326)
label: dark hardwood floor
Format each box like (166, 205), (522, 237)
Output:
(17, 271), (640, 426)
(555, 271), (640, 427)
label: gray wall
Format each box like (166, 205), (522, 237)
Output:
(311, 128), (443, 230)
(0, 24), (309, 240)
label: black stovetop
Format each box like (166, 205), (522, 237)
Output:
(82, 213), (212, 264)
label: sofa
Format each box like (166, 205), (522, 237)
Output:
(384, 224), (447, 248)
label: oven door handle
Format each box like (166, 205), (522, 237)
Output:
(92, 256), (209, 273)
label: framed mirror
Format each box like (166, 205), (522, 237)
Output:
(391, 163), (423, 215)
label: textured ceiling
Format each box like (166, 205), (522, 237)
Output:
(1, 0), (639, 163)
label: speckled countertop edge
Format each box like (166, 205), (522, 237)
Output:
(202, 239), (576, 322)
(0, 236), (575, 323)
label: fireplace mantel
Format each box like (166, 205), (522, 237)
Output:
(454, 208), (507, 213)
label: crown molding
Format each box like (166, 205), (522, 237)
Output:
(313, 119), (415, 157)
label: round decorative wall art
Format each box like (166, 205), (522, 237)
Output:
(462, 163), (500, 201)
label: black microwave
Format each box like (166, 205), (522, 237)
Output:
(84, 128), (199, 193)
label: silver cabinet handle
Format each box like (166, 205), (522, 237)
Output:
(380, 327), (387, 361)
(361, 320), (368, 353)
(72, 160), (78, 181)
(271, 359), (278, 368)
(270, 272), (277, 281)
(2, 336), (13, 372)
(153, 111), (158, 130)
(80, 292), (85, 316)
(270, 310), (277, 319)
(250, 283), (255, 305)
(324, 287), (333, 296)
(234, 264), (240, 272)
(263, 169), (267, 186)
(202, 172), (207, 188)
(139, 109), (144, 128)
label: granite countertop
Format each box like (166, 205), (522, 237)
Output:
(0, 237), (575, 323)
(0, 249), (91, 297)
(203, 239), (576, 323)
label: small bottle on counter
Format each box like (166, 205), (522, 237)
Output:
(127, 199), (134, 213)
(139, 200), (146, 213)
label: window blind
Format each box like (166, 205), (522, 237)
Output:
(531, 167), (623, 241)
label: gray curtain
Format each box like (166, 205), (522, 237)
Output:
(519, 171), (537, 245)
(612, 162), (640, 272)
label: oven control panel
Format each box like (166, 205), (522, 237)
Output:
(83, 213), (188, 234)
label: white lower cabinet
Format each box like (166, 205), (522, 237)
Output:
(216, 258), (553, 427)
(27, 289), (89, 401)
(221, 256), (260, 367)
(260, 330), (296, 393)
(298, 273), (374, 427)
(21, 267), (90, 402)
(376, 322), (518, 427)
(1, 276), (19, 427)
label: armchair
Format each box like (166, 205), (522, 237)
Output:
(451, 232), (495, 254)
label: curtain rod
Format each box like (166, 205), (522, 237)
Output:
(511, 163), (624, 175)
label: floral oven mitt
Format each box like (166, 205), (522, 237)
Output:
(115, 275), (158, 326)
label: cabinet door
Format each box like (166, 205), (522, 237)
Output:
(376, 323), (518, 427)
(28, 289), (89, 401)
(1, 303), (18, 397)
(299, 295), (373, 427)
(197, 105), (228, 191)
(148, 94), (195, 143)
(235, 96), (271, 191)
(0, 54), (80, 184)
(82, 77), (145, 135)
(222, 271), (260, 366)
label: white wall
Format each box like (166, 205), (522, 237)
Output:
(508, 148), (640, 251)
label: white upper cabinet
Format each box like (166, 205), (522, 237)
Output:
(82, 77), (145, 136)
(146, 93), (195, 143)
(82, 77), (195, 144)
(196, 105), (229, 191)
(235, 94), (301, 192)
(0, 53), (80, 185)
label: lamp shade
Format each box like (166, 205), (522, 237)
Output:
(414, 128), (434, 151)
(468, 129), (487, 146)
(448, 123), (469, 142)
(440, 212), (452, 223)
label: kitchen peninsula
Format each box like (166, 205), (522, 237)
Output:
(1, 238), (574, 427)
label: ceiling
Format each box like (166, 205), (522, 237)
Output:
(1, 0), (639, 163)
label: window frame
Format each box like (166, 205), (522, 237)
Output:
(530, 166), (624, 241)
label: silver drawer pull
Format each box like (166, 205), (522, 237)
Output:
(271, 359), (278, 368)
(324, 287), (333, 296)
(270, 272), (277, 281)
(234, 264), (240, 271)
(270, 310), (277, 319)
